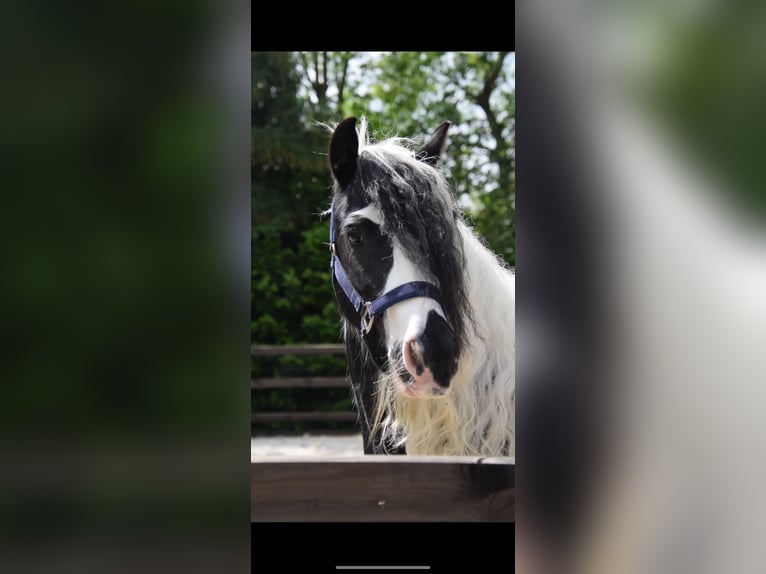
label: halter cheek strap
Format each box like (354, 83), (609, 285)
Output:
(329, 201), (443, 335)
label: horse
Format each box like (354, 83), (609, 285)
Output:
(326, 116), (515, 456)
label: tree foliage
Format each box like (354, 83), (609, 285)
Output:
(251, 52), (348, 431)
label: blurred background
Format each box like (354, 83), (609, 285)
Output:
(251, 52), (515, 438)
(517, 2), (766, 573)
(0, 1), (250, 572)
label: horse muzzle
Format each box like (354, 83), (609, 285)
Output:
(398, 310), (459, 397)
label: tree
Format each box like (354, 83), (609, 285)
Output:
(295, 51), (355, 118)
(252, 52), (350, 431)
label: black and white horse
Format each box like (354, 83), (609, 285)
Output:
(326, 117), (515, 456)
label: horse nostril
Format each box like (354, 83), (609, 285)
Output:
(403, 337), (428, 380)
(408, 339), (425, 374)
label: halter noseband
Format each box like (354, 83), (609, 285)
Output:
(329, 201), (442, 335)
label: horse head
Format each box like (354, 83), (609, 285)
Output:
(328, 117), (469, 399)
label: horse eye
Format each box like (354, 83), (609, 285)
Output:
(346, 226), (363, 245)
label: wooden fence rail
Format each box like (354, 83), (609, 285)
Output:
(251, 344), (345, 357)
(251, 456), (515, 522)
(251, 377), (348, 390)
(251, 344), (352, 426)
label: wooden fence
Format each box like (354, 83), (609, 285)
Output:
(251, 344), (354, 425)
(251, 455), (515, 522)
(251, 344), (515, 522)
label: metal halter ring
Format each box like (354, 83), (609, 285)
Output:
(360, 302), (375, 335)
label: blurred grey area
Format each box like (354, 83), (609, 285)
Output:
(0, 1), (250, 573)
(518, 2), (766, 573)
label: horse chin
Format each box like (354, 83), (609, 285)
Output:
(396, 374), (449, 399)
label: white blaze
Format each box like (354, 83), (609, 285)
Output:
(346, 205), (445, 348)
(382, 243), (444, 349)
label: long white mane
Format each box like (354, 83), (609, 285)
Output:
(373, 228), (516, 456)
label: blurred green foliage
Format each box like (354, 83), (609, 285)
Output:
(627, 5), (766, 219)
(0, 2), (249, 565)
(251, 52), (515, 432)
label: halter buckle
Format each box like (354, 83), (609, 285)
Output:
(360, 302), (375, 335)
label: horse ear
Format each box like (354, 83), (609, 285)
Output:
(418, 121), (451, 166)
(329, 117), (359, 190)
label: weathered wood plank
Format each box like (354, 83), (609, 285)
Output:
(251, 456), (514, 522)
(251, 411), (358, 423)
(251, 344), (346, 357)
(251, 377), (349, 389)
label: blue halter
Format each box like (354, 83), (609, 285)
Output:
(329, 202), (442, 335)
